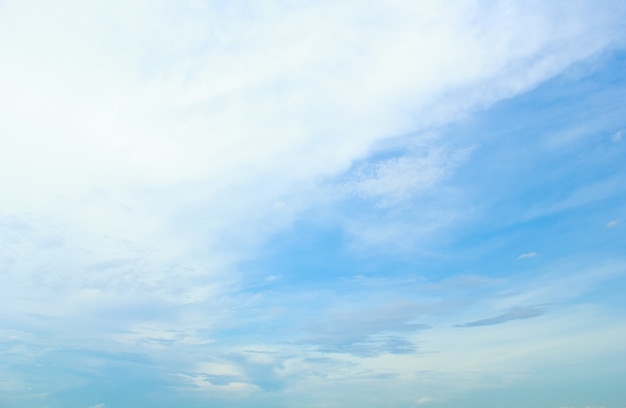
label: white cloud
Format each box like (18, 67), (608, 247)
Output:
(518, 252), (537, 259)
(606, 219), (620, 228)
(88, 404), (106, 408)
(350, 146), (472, 206)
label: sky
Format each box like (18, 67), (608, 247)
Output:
(1, 1), (626, 407)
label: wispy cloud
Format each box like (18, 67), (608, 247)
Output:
(518, 252), (538, 259)
(349, 146), (472, 207)
(456, 306), (547, 328)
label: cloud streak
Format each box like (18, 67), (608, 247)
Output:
(456, 306), (547, 328)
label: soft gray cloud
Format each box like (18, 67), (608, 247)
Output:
(456, 306), (547, 328)
(303, 302), (428, 356)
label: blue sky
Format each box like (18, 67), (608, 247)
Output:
(1, 1), (625, 407)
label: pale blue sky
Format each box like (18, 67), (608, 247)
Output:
(1, 1), (625, 407)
